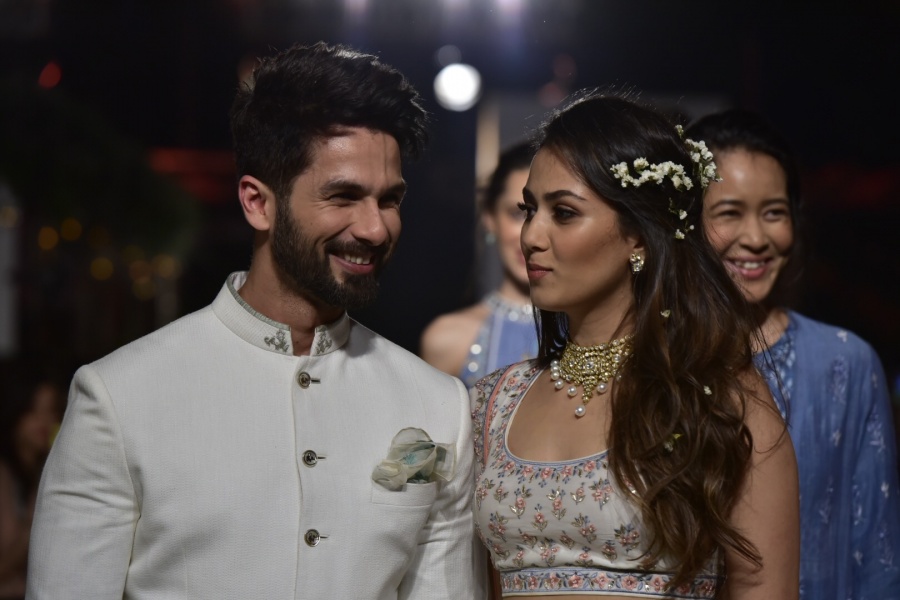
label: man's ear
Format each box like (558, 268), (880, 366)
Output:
(238, 175), (276, 232)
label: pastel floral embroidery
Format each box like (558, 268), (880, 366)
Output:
(532, 509), (548, 532)
(540, 543), (561, 567)
(572, 514), (597, 543)
(601, 540), (617, 561)
(571, 486), (586, 504)
(473, 362), (723, 596)
(509, 486), (532, 518)
(574, 550), (594, 568)
(615, 523), (641, 552)
(494, 483), (509, 503)
(489, 512), (508, 541)
(590, 478), (613, 506)
(549, 489), (567, 520)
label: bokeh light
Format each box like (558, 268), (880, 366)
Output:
(90, 257), (114, 281)
(37, 226), (59, 251)
(434, 63), (481, 111)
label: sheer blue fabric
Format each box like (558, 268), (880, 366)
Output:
(459, 293), (539, 388)
(755, 311), (900, 600)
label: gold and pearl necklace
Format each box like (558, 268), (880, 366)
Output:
(549, 334), (633, 418)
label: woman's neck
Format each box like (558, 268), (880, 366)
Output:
(755, 305), (789, 352)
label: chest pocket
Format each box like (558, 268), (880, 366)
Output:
(370, 480), (439, 507)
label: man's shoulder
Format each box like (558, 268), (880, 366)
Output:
(91, 304), (218, 373)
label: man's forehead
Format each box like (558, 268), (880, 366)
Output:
(300, 128), (405, 189)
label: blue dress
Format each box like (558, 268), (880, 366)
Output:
(459, 293), (539, 389)
(755, 311), (900, 600)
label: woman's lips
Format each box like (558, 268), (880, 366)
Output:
(526, 263), (551, 280)
(725, 258), (771, 280)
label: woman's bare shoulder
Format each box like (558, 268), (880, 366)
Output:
(420, 303), (491, 375)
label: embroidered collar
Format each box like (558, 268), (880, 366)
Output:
(211, 271), (350, 356)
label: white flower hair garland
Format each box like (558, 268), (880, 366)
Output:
(609, 125), (721, 239)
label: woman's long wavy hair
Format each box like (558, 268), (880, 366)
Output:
(533, 90), (768, 587)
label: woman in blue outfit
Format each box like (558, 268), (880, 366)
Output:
(688, 109), (900, 600)
(421, 143), (538, 387)
(471, 91), (800, 599)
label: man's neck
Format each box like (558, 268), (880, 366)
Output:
(238, 266), (343, 356)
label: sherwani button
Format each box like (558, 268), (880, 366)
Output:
(304, 529), (325, 547)
(297, 371), (320, 388)
(302, 450), (320, 466)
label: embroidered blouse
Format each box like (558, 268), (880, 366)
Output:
(471, 362), (721, 598)
(459, 293), (539, 388)
(755, 311), (900, 600)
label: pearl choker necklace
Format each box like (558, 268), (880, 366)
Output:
(549, 334), (634, 418)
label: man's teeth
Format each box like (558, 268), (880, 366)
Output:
(342, 255), (371, 265)
(734, 260), (764, 269)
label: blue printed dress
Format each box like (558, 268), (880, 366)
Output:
(755, 311), (900, 600)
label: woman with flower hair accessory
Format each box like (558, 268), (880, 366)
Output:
(688, 108), (900, 600)
(470, 90), (799, 599)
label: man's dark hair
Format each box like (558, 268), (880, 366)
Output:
(230, 41), (429, 200)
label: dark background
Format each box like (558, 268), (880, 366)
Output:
(1, 0), (898, 401)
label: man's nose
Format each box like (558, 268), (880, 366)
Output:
(351, 199), (392, 246)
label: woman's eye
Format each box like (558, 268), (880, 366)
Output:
(517, 202), (535, 219)
(553, 206), (576, 220)
(764, 208), (790, 221)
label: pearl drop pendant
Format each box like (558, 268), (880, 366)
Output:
(575, 405), (586, 418)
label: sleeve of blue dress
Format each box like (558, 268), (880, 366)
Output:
(850, 344), (900, 600)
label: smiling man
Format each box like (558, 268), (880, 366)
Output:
(27, 42), (484, 600)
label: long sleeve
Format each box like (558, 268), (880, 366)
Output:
(398, 377), (487, 600)
(26, 365), (138, 600)
(850, 345), (900, 600)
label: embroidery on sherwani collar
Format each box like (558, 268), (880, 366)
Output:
(313, 325), (334, 356)
(221, 271), (350, 356)
(265, 330), (290, 353)
(219, 272), (293, 355)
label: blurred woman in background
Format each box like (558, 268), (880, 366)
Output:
(421, 142), (538, 387)
(0, 364), (64, 600)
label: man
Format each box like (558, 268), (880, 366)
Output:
(27, 42), (483, 599)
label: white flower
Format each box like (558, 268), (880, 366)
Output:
(675, 229), (685, 240)
(703, 386), (712, 395)
(678, 210), (687, 220)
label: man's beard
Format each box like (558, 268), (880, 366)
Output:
(270, 204), (387, 311)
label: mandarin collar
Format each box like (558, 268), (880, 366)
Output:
(211, 271), (350, 356)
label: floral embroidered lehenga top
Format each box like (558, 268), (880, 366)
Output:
(471, 361), (722, 598)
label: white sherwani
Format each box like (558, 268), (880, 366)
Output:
(27, 272), (483, 599)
